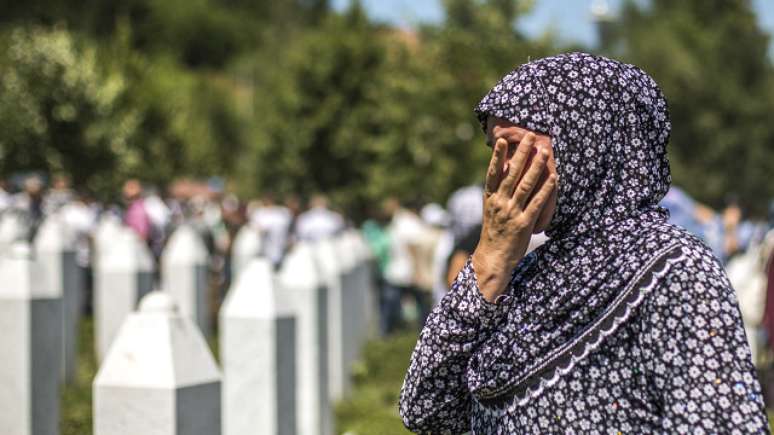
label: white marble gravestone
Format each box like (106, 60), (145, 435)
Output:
(94, 227), (155, 361)
(357, 232), (379, 339)
(92, 214), (122, 263)
(277, 243), (331, 435)
(0, 243), (62, 435)
(347, 231), (378, 343)
(341, 233), (366, 353)
(220, 258), (296, 435)
(162, 224), (210, 336)
(311, 238), (349, 401)
(0, 212), (29, 252)
(333, 235), (360, 385)
(231, 224), (262, 280)
(35, 214), (82, 384)
(94, 291), (221, 435)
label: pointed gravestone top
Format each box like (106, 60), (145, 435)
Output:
(0, 242), (56, 299)
(234, 224), (261, 253)
(95, 291), (220, 389)
(139, 291), (178, 314)
(94, 214), (122, 241)
(333, 235), (356, 272)
(278, 242), (319, 290)
(101, 228), (154, 273)
(93, 214), (122, 256)
(7, 240), (32, 259)
(34, 213), (76, 253)
(277, 242), (330, 435)
(222, 258), (286, 319)
(221, 257), (296, 435)
(312, 239), (339, 281)
(345, 230), (373, 262)
(0, 213), (29, 250)
(0, 242), (62, 435)
(231, 224), (262, 280)
(163, 224), (208, 266)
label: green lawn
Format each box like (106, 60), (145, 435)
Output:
(60, 316), (417, 435)
(61, 317), (96, 435)
(335, 331), (418, 434)
(61, 320), (771, 434)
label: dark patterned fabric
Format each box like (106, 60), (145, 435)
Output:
(399, 52), (769, 433)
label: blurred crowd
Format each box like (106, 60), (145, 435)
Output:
(0, 174), (349, 314)
(366, 184), (774, 357)
(362, 184), (547, 336)
(661, 186), (774, 404)
(3, 173), (774, 373)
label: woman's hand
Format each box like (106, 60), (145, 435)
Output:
(472, 133), (557, 303)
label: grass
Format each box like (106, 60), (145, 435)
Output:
(335, 331), (419, 435)
(60, 316), (220, 435)
(61, 317), (96, 435)
(60, 316), (418, 435)
(62, 320), (773, 434)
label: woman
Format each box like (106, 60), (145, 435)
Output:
(399, 52), (769, 433)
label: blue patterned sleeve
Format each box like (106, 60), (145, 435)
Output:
(640, 250), (770, 434)
(399, 258), (512, 433)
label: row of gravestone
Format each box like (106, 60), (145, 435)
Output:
(0, 211), (377, 435)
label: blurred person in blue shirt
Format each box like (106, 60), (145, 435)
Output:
(661, 187), (765, 264)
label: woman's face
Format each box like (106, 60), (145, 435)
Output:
(485, 116), (558, 233)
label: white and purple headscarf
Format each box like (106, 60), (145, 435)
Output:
(469, 52), (678, 404)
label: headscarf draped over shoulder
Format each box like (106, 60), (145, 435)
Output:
(475, 52), (671, 240)
(469, 53), (681, 408)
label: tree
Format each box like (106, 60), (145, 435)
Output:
(605, 0), (774, 214)
(0, 27), (129, 197)
(0, 26), (249, 200)
(0, 0), (332, 69)
(237, 0), (553, 219)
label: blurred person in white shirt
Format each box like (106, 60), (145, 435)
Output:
(0, 179), (11, 213)
(43, 174), (74, 215)
(295, 194), (345, 243)
(250, 192), (292, 268)
(382, 197), (424, 333)
(446, 184), (483, 244)
(61, 191), (98, 314)
(413, 203), (450, 324)
(13, 175), (45, 238)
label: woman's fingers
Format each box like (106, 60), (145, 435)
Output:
(484, 138), (507, 196)
(523, 174), (558, 220)
(512, 146), (548, 209)
(499, 133), (535, 196)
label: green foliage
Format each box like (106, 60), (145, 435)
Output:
(606, 0), (774, 214)
(0, 0), (772, 216)
(0, 0), (330, 68)
(53, 311), (774, 435)
(0, 25), (249, 201)
(336, 331), (418, 434)
(112, 51), (247, 188)
(60, 315), (221, 435)
(0, 27), (129, 197)
(241, 1), (551, 218)
(61, 317), (96, 435)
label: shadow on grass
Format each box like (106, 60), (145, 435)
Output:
(60, 315), (221, 435)
(61, 316), (96, 435)
(335, 330), (419, 435)
(65, 318), (773, 434)
(62, 316), (419, 435)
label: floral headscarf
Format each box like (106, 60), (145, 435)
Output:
(469, 52), (677, 406)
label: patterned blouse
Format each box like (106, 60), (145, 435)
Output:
(399, 53), (770, 434)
